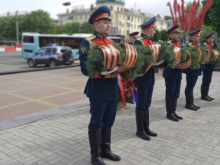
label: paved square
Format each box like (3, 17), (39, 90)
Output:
(0, 73), (220, 165)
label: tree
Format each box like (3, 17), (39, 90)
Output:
(55, 22), (80, 34)
(0, 16), (24, 41)
(20, 10), (55, 34)
(164, 16), (172, 20)
(152, 29), (161, 42)
(200, 25), (213, 43)
(160, 29), (168, 41)
(79, 22), (95, 33)
(202, 0), (220, 35)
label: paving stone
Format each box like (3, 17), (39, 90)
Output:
(0, 74), (220, 164)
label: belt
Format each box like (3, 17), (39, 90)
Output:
(104, 73), (117, 78)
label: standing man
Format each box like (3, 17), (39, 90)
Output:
(183, 29), (201, 111)
(79, 6), (121, 165)
(163, 24), (183, 122)
(201, 31), (215, 101)
(128, 32), (139, 44)
(134, 17), (158, 141)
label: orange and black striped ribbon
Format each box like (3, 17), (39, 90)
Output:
(175, 50), (192, 69)
(99, 44), (121, 69)
(118, 43), (138, 73)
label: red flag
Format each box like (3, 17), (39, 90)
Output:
(196, 0), (213, 29)
(167, 2), (176, 25)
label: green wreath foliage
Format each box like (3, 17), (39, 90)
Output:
(186, 47), (200, 69)
(180, 47), (189, 63)
(200, 47), (208, 64)
(84, 43), (154, 79)
(85, 45), (104, 78)
(214, 49), (220, 67)
(123, 45), (153, 79)
(153, 43), (175, 69)
(208, 49), (217, 64)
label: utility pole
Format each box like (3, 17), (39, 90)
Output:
(15, 11), (19, 43)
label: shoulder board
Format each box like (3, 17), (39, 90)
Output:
(136, 38), (145, 45)
(202, 42), (207, 47)
(167, 40), (172, 45)
(86, 34), (96, 41)
(139, 37), (144, 40)
(187, 42), (192, 47)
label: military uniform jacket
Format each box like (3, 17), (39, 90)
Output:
(182, 40), (201, 76)
(201, 42), (215, 71)
(79, 31), (119, 100)
(163, 40), (182, 80)
(134, 33), (155, 86)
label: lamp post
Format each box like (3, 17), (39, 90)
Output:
(63, 2), (71, 6)
(15, 11), (19, 43)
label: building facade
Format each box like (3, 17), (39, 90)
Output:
(57, 0), (171, 36)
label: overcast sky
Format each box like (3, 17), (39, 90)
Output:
(1, 0), (192, 19)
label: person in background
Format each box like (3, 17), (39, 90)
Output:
(128, 31), (139, 45)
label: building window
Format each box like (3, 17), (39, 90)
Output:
(117, 7), (119, 11)
(110, 6), (113, 10)
(127, 16), (130, 20)
(68, 16), (73, 20)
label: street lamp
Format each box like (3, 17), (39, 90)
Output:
(63, 2), (71, 6)
(15, 11), (19, 44)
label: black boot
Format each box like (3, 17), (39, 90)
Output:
(100, 127), (121, 161)
(144, 108), (157, 136)
(88, 131), (106, 165)
(166, 99), (179, 121)
(190, 91), (200, 109)
(201, 85), (213, 101)
(135, 111), (151, 140)
(206, 85), (214, 100)
(185, 91), (198, 111)
(172, 98), (183, 120)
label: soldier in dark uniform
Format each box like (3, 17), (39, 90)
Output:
(163, 24), (183, 122)
(201, 31), (215, 101)
(128, 32), (139, 44)
(79, 6), (121, 165)
(134, 17), (158, 141)
(182, 29), (201, 111)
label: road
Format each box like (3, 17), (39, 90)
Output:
(0, 52), (29, 72)
(0, 52), (78, 73)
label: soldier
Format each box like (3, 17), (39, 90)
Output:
(79, 6), (121, 165)
(182, 29), (201, 111)
(134, 17), (158, 141)
(201, 31), (215, 101)
(128, 31), (139, 44)
(163, 24), (183, 122)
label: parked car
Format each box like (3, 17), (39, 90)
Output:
(27, 46), (74, 67)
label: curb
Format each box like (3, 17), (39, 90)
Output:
(0, 64), (80, 75)
(0, 99), (89, 131)
(0, 47), (21, 52)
